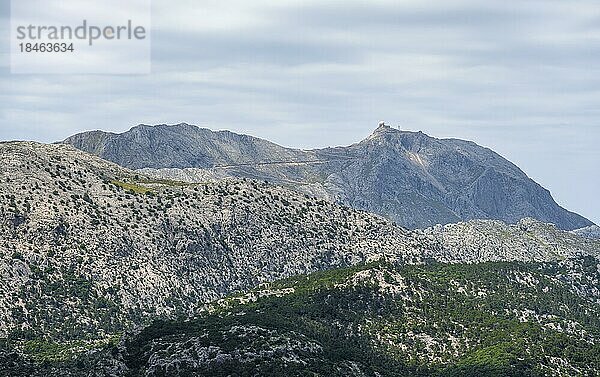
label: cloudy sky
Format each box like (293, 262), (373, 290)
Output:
(0, 0), (598, 224)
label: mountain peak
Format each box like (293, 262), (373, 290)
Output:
(368, 121), (400, 140)
(62, 122), (594, 231)
(129, 122), (196, 132)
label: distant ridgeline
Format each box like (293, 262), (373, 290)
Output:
(63, 122), (595, 230)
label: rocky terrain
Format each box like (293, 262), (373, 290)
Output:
(0, 141), (430, 343)
(63, 123), (594, 230)
(4, 257), (599, 376)
(572, 225), (600, 239)
(424, 218), (600, 263)
(1, 141), (598, 376)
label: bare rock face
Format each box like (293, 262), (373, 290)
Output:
(63, 123), (594, 230)
(63, 123), (307, 170)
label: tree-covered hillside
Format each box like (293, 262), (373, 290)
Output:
(5, 257), (598, 376)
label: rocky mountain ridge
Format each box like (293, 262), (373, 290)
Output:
(63, 123), (594, 230)
(0, 141), (598, 376)
(572, 225), (600, 239)
(1, 141), (597, 345)
(0, 141), (424, 342)
(424, 217), (600, 263)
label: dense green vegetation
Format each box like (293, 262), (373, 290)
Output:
(3, 257), (597, 376)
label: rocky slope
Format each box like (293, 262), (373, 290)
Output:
(62, 124), (308, 170)
(63, 123), (594, 231)
(5, 257), (599, 376)
(2, 141), (598, 344)
(424, 217), (600, 263)
(0, 142), (600, 376)
(0, 141), (427, 343)
(572, 225), (600, 239)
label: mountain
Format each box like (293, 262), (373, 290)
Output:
(5, 257), (599, 376)
(62, 124), (308, 170)
(63, 123), (594, 230)
(0, 141), (428, 343)
(4, 141), (594, 343)
(1, 141), (598, 376)
(572, 225), (600, 239)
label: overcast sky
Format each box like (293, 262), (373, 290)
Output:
(0, 0), (598, 224)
